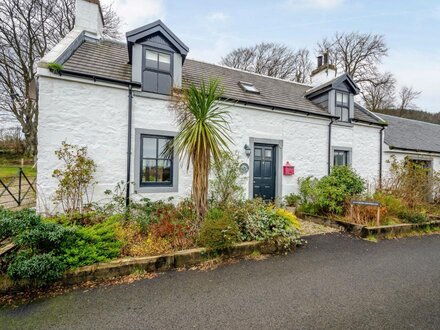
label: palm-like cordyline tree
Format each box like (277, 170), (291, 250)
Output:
(169, 79), (232, 220)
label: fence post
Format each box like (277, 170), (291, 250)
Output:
(18, 168), (22, 206)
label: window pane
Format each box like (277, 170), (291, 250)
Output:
(142, 137), (157, 158)
(342, 108), (349, 122)
(145, 50), (158, 69)
(158, 138), (171, 158)
(142, 159), (157, 183)
(334, 150), (348, 166)
(157, 160), (172, 182)
(254, 148), (262, 158)
(157, 73), (172, 95)
(264, 149), (272, 159)
(158, 53), (171, 72)
(342, 93), (349, 105)
(336, 106), (342, 118)
(142, 70), (158, 93)
(336, 92), (343, 103)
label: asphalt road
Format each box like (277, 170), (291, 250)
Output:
(1, 233), (439, 330)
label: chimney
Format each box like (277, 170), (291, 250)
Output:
(74, 0), (104, 38)
(317, 55), (323, 68)
(310, 52), (337, 86)
(323, 52), (329, 65)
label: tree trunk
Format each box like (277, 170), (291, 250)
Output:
(192, 148), (209, 221)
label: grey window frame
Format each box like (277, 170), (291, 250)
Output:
(142, 46), (174, 95)
(134, 128), (179, 193)
(332, 147), (352, 167)
(335, 91), (350, 122)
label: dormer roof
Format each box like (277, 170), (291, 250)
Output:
(126, 20), (189, 63)
(305, 73), (360, 98)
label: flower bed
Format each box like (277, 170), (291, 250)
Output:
(0, 198), (301, 289)
(300, 213), (440, 239)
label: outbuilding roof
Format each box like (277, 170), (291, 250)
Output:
(61, 39), (384, 125)
(379, 114), (440, 154)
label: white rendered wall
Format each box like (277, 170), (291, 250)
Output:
(383, 145), (440, 177)
(37, 75), (382, 212)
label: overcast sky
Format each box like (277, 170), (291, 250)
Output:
(107, 0), (440, 113)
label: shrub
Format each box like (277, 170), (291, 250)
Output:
(198, 208), (240, 251)
(381, 156), (438, 208)
(52, 142), (97, 214)
(275, 208), (301, 230)
(230, 200), (301, 249)
(0, 208), (41, 241)
(209, 152), (244, 206)
(14, 221), (72, 252)
(373, 192), (405, 217)
(59, 219), (122, 269)
(397, 210), (429, 224)
(7, 252), (65, 286)
(298, 166), (365, 215)
(284, 193), (301, 207)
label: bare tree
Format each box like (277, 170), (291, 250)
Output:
(317, 32), (388, 85)
(361, 72), (396, 111)
(221, 42), (312, 83)
(0, 0), (120, 156)
(397, 86), (421, 114)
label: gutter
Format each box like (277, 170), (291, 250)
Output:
(387, 145), (440, 155)
(351, 118), (387, 127)
(126, 85), (133, 207)
(59, 69), (141, 87)
(328, 119), (334, 175)
(230, 99), (338, 120)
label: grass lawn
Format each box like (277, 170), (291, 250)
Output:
(0, 166), (36, 179)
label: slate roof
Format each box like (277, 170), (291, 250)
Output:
(379, 114), (440, 153)
(61, 39), (384, 124)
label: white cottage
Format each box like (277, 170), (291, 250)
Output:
(36, 0), (386, 211)
(380, 114), (440, 175)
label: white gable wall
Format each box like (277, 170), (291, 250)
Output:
(37, 72), (383, 212)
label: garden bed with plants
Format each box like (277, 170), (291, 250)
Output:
(0, 198), (302, 293)
(284, 159), (440, 239)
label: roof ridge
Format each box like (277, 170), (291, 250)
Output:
(185, 58), (313, 88)
(378, 113), (440, 127)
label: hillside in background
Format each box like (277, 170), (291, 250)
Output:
(374, 109), (440, 125)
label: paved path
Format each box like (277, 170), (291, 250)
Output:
(1, 233), (439, 329)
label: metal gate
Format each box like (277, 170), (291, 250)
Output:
(0, 168), (36, 209)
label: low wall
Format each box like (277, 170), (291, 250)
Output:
(300, 213), (440, 238)
(1, 240), (286, 294)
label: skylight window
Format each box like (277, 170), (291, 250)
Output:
(239, 81), (259, 94)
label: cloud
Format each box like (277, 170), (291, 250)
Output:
(106, 0), (166, 31)
(283, 0), (344, 10)
(206, 12), (229, 22)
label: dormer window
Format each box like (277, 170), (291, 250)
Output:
(335, 91), (350, 122)
(142, 48), (173, 95)
(239, 81), (259, 94)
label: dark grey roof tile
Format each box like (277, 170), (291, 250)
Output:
(379, 114), (440, 153)
(61, 40), (384, 125)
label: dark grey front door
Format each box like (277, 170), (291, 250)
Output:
(253, 144), (276, 201)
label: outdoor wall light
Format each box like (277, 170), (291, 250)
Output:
(244, 144), (251, 157)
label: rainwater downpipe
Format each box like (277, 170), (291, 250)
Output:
(126, 84), (133, 207)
